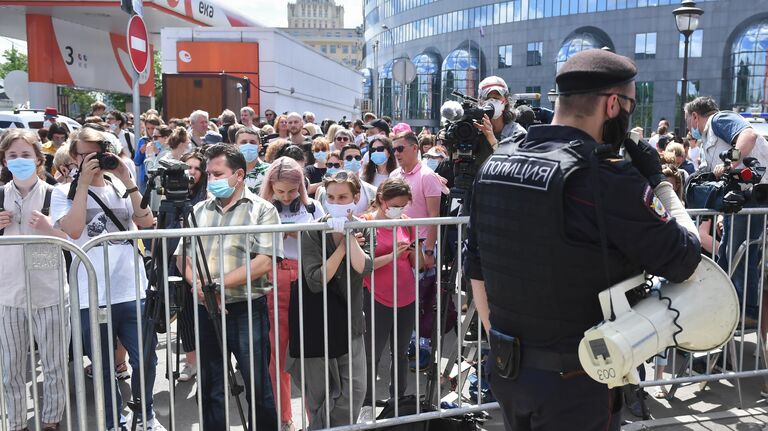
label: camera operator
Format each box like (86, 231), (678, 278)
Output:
(686, 96), (768, 325)
(472, 76), (526, 154)
(49, 128), (160, 430)
(467, 49), (701, 430)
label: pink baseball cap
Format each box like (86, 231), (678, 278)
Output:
(391, 122), (412, 135)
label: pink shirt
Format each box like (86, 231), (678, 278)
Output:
(363, 226), (416, 308)
(390, 161), (443, 238)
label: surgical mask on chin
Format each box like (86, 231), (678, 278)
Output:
(385, 205), (405, 219)
(486, 99), (505, 120)
(239, 143), (260, 162)
(314, 151), (327, 162)
(345, 159), (362, 172)
(6, 158), (37, 181)
(370, 151), (388, 166)
(691, 127), (702, 141)
(424, 158), (439, 171)
(601, 107), (631, 150)
(326, 202), (356, 218)
(207, 175), (237, 198)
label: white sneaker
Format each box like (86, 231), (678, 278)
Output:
(177, 363), (197, 382)
(357, 405), (374, 423)
(145, 416), (167, 431)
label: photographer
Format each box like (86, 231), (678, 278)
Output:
(686, 96), (768, 325)
(49, 128), (161, 430)
(472, 76), (526, 155)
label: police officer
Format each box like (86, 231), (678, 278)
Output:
(466, 49), (701, 430)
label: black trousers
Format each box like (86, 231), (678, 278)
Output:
(489, 364), (622, 431)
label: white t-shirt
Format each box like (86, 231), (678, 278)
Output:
(278, 198), (326, 260)
(50, 181), (147, 309)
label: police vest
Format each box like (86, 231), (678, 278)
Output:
(472, 137), (640, 352)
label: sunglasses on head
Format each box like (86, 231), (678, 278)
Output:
(370, 146), (387, 153)
(336, 136), (350, 142)
(326, 170), (352, 181)
(345, 155), (362, 161)
(327, 162), (341, 168)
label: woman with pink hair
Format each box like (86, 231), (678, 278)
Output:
(261, 157), (325, 431)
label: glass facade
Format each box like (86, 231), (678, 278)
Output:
(527, 42), (543, 66)
(556, 31), (610, 71)
(407, 52), (442, 120)
(441, 47), (480, 101)
(634, 32), (657, 59)
(730, 19), (768, 111)
(499, 44), (513, 68)
(678, 29), (703, 58)
(362, 68), (374, 103)
(675, 80), (701, 127)
(634, 81), (654, 136)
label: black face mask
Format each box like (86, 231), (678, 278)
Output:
(602, 107), (631, 152)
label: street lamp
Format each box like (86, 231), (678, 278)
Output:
(382, 24), (396, 119)
(547, 89), (558, 107)
(673, 0), (703, 135)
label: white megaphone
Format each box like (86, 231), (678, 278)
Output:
(578, 256), (739, 388)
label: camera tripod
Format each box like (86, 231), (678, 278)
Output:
(128, 195), (249, 431)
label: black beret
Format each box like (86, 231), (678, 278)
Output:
(556, 49), (637, 95)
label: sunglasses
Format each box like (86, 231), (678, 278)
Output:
(336, 136), (350, 142)
(345, 155), (362, 161)
(327, 162), (341, 168)
(393, 145), (409, 153)
(325, 170), (352, 182)
(597, 93), (637, 114)
(370, 146), (387, 153)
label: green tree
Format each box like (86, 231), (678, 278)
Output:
(154, 51), (162, 112)
(60, 87), (98, 117)
(0, 46), (28, 79)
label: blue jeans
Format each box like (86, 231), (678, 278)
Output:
(80, 300), (157, 429)
(718, 210), (765, 320)
(198, 296), (277, 430)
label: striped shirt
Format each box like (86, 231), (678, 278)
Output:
(175, 187), (284, 303)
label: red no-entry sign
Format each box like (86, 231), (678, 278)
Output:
(126, 14), (149, 74)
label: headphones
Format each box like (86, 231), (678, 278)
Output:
(273, 197), (316, 214)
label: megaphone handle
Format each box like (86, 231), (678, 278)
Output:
(598, 274), (647, 321)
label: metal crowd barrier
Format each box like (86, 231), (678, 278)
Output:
(0, 235), (99, 431)
(68, 216), (499, 431)
(640, 207), (768, 410)
(6, 207), (768, 430)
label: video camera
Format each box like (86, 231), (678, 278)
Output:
(686, 148), (768, 213)
(146, 158), (194, 203)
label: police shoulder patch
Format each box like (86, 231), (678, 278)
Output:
(478, 154), (559, 191)
(642, 185), (670, 221)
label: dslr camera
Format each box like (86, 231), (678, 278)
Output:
(93, 152), (120, 171)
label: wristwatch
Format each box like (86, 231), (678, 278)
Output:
(123, 187), (139, 198)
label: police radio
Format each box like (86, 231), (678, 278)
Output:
(578, 256), (739, 388)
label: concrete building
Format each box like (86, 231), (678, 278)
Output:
(362, 0), (768, 132)
(282, 0), (364, 69)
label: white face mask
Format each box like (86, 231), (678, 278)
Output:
(384, 205), (406, 219)
(486, 99), (505, 120)
(326, 202), (356, 218)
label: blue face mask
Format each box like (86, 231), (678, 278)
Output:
(6, 158), (37, 181)
(154, 140), (162, 151)
(345, 159), (362, 173)
(691, 127), (702, 141)
(425, 158), (440, 171)
(314, 151), (327, 162)
(326, 167), (340, 176)
(370, 151), (388, 166)
(239, 143), (259, 163)
(207, 174), (237, 198)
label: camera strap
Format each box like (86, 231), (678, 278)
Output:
(0, 186), (53, 236)
(589, 146), (617, 321)
(87, 189), (136, 247)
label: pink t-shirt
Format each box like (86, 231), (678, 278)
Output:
(363, 225), (417, 308)
(390, 161), (443, 238)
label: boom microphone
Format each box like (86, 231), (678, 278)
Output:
(440, 100), (464, 122)
(511, 93), (541, 101)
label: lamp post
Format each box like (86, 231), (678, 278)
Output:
(382, 24), (396, 119)
(373, 39), (380, 117)
(673, 0), (703, 136)
(547, 89), (558, 108)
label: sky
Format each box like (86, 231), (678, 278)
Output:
(0, 0), (363, 56)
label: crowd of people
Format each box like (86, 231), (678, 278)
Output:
(2, 73), (768, 430)
(0, 97), (460, 431)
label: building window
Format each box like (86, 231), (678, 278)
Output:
(352, 59), (358, 66)
(321, 44), (327, 53)
(441, 47), (480, 101)
(730, 19), (768, 111)
(342, 45), (349, 54)
(498, 44), (513, 68)
(556, 30), (613, 71)
(527, 41), (543, 66)
(407, 51), (441, 120)
(330, 45), (337, 54)
(634, 81), (654, 136)
(336, 31), (341, 37)
(352, 45), (358, 54)
(634, 32), (656, 59)
(676, 80), (700, 127)
(679, 29), (703, 58)
(525, 86), (541, 107)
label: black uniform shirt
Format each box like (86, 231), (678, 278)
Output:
(466, 125), (701, 284)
